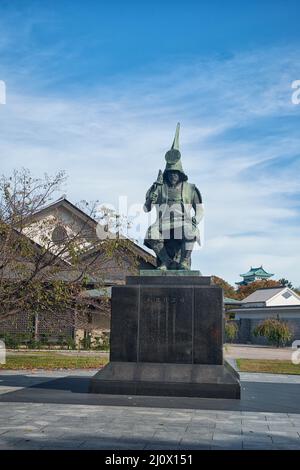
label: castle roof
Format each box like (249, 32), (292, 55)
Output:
(240, 266), (274, 278)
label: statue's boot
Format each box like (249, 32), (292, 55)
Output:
(152, 242), (172, 270)
(178, 250), (192, 270)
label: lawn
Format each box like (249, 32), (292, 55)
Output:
(0, 352), (108, 370)
(236, 358), (300, 375)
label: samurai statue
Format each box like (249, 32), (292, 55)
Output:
(143, 123), (204, 270)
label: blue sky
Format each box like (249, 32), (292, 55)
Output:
(0, 0), (300, 286)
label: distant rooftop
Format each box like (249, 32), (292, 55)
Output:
(224, 297), (242, 305)
(241, 287), (284, 303)
(240, 266), (274, 278)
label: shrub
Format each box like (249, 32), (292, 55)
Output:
(0, 333), (19, 349)
(225, 322), (238, 343)
(79, 333), (92, 350)
(92, 336), (102, 350)
(54, 335), (77, 350)
(27, 339), (42, 349)
(39, 334), (50, 348)
(100, 332), (110, 351)
(253, 318), (292, 347)
(0, 333), (34, 349)
(65, 336), (77, 350)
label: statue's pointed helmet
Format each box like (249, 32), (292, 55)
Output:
(163, 122), (188, 181)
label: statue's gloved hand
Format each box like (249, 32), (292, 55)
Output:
(150, 192), (158, 203)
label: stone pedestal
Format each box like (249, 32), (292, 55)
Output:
(90, 274), (240, 399)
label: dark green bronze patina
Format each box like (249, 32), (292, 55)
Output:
(143, 123), (204, 270)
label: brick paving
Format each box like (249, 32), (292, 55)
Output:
(0, 369), (300, 450)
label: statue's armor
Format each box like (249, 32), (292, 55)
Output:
(162, 183), (184, 231)
(144, 181), (202, 248)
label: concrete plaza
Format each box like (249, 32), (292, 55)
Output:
(0, 369), (300, 450)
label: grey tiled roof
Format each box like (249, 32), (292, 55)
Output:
(242, 287), (284, 303)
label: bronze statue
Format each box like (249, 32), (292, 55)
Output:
(143, 123), (204, 270)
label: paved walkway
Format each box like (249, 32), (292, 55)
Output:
(225, 344), (293, 360)
(0, 369), (300, 449)
(6, 344), (293, 360)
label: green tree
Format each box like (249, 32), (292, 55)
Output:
(279, 278), (293, 288)
(0, 168), (139, 334)
(225, 321), (239, 343)
(253, 318), (292, 347)
(211, 276), (239, 300)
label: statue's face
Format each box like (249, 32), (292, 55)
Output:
(167, 171), (180, 186)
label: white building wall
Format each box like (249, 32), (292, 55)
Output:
(23, 205), (95, 254)
(266, 288), (300, 307)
